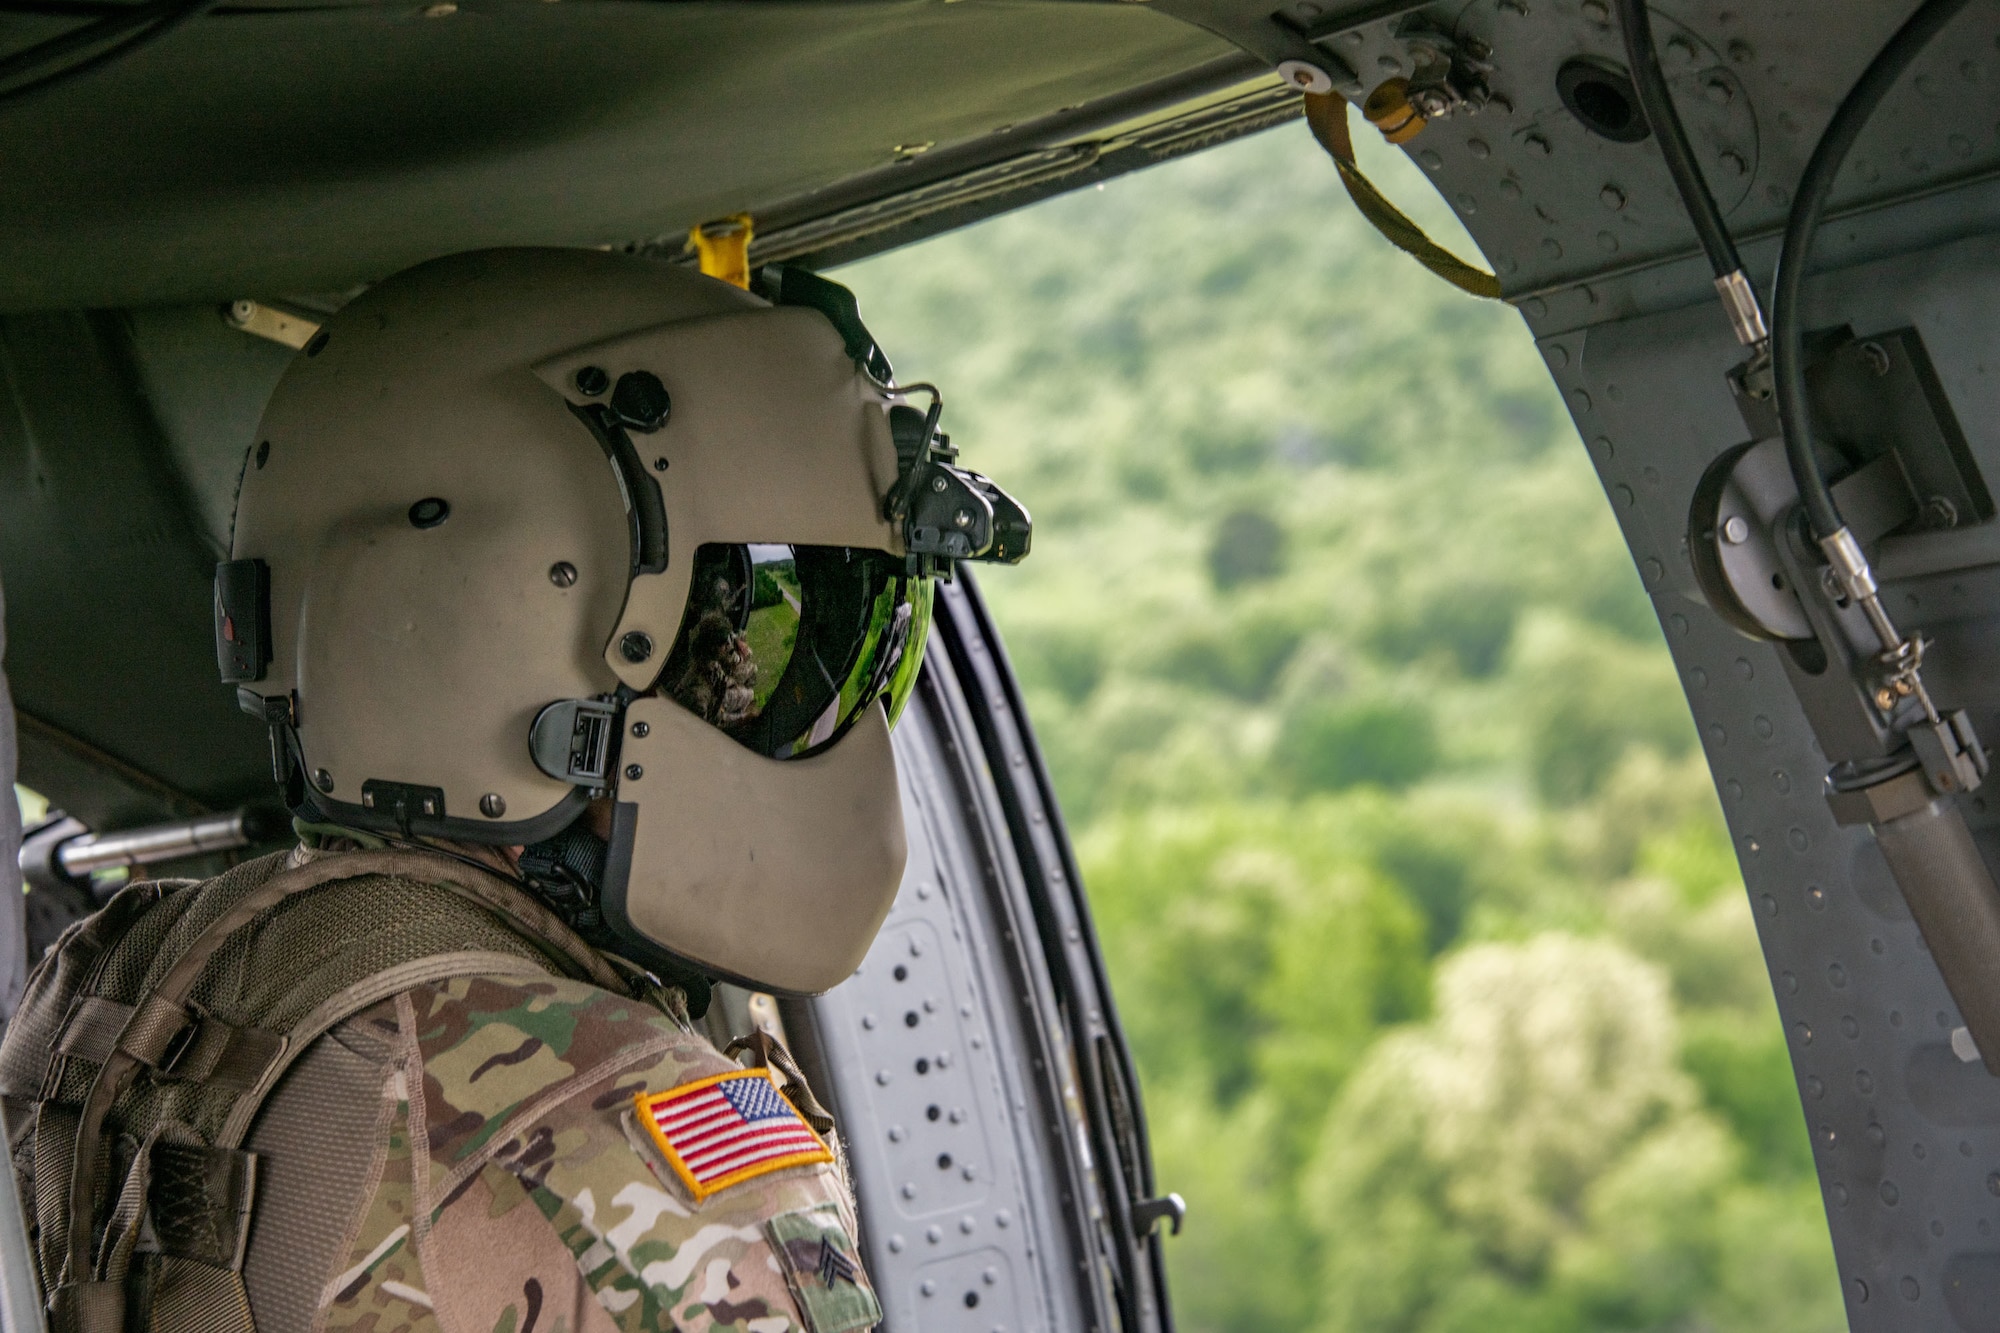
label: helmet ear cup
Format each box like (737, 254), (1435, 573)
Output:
(602, 697), (905, 995)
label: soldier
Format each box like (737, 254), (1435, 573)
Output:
(0, 247), (1026, 1333)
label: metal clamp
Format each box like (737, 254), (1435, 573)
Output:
(1131, 1193), (1186, 1239)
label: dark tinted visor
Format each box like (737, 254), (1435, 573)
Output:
(660, 543), (932, 758)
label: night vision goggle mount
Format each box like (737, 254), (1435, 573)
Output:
(754, 263), (1031, 575)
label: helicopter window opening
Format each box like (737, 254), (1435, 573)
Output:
(14, 785), (48, 833)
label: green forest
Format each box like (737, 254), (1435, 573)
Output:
(842, 115), (1843, 1333)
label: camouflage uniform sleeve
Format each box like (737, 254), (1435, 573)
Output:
(317, 975), (879, 1333)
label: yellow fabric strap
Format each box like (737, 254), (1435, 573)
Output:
(690, 214), (754, 289)
(1301, 91), (1502, 301)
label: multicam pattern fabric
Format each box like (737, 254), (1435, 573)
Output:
(301, 973), (874, 1333)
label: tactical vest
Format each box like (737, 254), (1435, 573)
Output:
(0, 846), (636, 1333)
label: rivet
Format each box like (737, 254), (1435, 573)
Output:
(479, 792), (507, 818)
(1600, 184), (1625, 210)
(1723, 515), (1750, 544)
(653, 457), (669, 471)
(313, 768), (334, 793)
(632, 721), (650, 738)
(408, 497), (451, 529)
(620, 631), (654, 663)
(548, 561), (578, 587)
(574, 365), (610, 396)
(624, 763), (643, 781)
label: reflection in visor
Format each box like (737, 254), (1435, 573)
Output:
(661, 543), (932, 759)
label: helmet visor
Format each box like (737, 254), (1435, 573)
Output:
(659, 543), (932, 758)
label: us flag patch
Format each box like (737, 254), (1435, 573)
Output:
(635, 1069), (832, 1200)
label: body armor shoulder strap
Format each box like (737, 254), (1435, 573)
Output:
(6, 845), (622, 1333)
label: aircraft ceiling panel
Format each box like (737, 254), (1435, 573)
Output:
(0, 0), (1230, 310)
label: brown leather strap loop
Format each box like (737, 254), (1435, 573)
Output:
(1301, 90), (1503, 301)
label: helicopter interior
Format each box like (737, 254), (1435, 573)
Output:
(8, 0), (2000, 1330)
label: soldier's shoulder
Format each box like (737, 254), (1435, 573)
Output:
(404, 976), (882, 1333)
(410, 973), (727, 1163)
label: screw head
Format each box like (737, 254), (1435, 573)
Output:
(479, 792), (507, 818)
(624, 763), (644, 781)
(313, 768), (334, 793)
(931, 476), (950, 493)
(632, 721), (651, 738)
(408, 496), (450, 529)
(574, 365), (610, 396)
(619, 631), (654, 664)
(953, 510), (972, 529)
(548, 561), (578, 587)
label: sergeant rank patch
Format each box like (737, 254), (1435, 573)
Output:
(636, 1069), (833, 1200)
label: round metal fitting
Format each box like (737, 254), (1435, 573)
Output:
(574, 365), (610, 396)
(624, 764), (644, 781)
(548, 561), (578, 587)
(631, 721), (651, 738)
(653, 456), (669, 472)
(931, 476), (949, 493)
(1275, 59), (1334, 95)
(479, 792), (507, 818)
(408, 496), (450, 529)
(610, 371), (672, 432)
(313, 768), (334, 793)
(619, 631), (654, 663)
(953, 510), (972, 529)
(1722, 515), (1750, 544)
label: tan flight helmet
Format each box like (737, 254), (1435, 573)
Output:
(218, 247), (1029, 994)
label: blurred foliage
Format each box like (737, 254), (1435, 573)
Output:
(844, 116), (1839, 1333)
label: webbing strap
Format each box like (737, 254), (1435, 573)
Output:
(147, 1258), (255, 1333)
(1300, 91), (1503, 301)
(725, 1031), (835, 1136)
(57, 848), (620, 1313)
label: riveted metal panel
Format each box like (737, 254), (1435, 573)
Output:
(782, 641), (1124, 1333)
(1536, 228), (2000, 1330)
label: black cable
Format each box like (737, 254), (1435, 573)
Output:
(1773, 0), (1975, 542)
(1613, 0), (1746, 286)
(0, 0), (214, 106)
